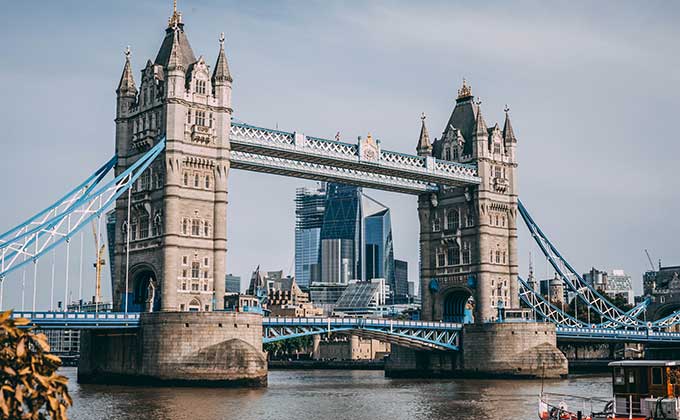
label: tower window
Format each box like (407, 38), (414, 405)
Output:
(196, 80), (207, 95)
(204, 257), (209, 266)
(447, 244), (460, 266)
(446, 209), (459, 231)
(453, 148), (459, 160)
(196, 111), (206, 126)
(140, 171), (150, 190)
(432, 216), (441, 232)
(205, 176), (210, 189)
(139, 215), (149, 238)
(462, 243), (471, 265)
(192, 220), (200, 236)
(182, 219), (188, 235)
(187, 110), (192, 124)
(194, 174), (199, 188)
(183, 173), (189, 186)
(436, 250), (446, 267)
(495, 251), (500, 264)
(444, 148), (451, 161)
(130, 218), (137, 241)
(191, 262), (200, 279)
(203, 223), (209, 237)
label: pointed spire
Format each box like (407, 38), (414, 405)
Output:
(417, 112), (432, 157)
(212, 32), (233, 84)
(116, 46), (137, 96)
(473, 103), (488, 137)
(503, 105), (517, 143)
(167, 27), (183, 71)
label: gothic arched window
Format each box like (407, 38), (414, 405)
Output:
(444, 147), (451, 161)
(191, 262), (200, 279)
(191, 219), (200, 236)
(182, 219), (188, 235)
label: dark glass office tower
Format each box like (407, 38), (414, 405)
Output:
(319, 184), (363, 284)
(294, 184), (326, 289)
(365, 208), (396, 301)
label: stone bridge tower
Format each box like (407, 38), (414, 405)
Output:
(112, 5), (232, 312)
(418, 81), (519, 323)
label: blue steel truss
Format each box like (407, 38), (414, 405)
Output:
(518, 200), (648, 328)
(262, 317), (461, 351)
(10, 311), (680, 344)
(0, 139), (165, 279)
(10, 311), (141, 329)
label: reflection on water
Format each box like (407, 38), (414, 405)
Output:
(62, 368), (611, 420)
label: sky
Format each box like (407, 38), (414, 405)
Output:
(0, 0), (679, 309)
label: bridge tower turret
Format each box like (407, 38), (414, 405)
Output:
(418, 80), (519, 323)
(112, 4), (232, 312)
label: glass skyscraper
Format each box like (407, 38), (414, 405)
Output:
(295, 183), (399, 301)
(294, 184), (326, 289)
(319, 184), (362, 285)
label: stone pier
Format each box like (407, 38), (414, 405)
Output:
(78, 312), (267, 387)
(386, 322), (567, 379)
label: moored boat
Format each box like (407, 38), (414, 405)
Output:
(539, 360), (680, 419)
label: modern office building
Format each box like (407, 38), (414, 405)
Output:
(333, 279), (387, 316)
(294, 184), (326, 289)
(393, 259), (409, 304)
(364, 205), (395, 291)
(319, 184), (363, 285)
(583, 267), (634, 305)
(225, 273), (241, 294)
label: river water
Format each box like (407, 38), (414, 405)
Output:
(61, 368), (611, 420)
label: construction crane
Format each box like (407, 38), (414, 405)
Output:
(92, 221), (106, 306)
(644, 249), (656, 271)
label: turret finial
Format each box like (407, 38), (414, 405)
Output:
(421, 112), (426, 122)
(168, 0), (182, 28)
(124, 45), (131, 59)
(457, 78), (472, 99)
(504, 104), (510, 114)
(219, 32), (225, 47)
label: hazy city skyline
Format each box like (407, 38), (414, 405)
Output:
(1, 0), (679, 308)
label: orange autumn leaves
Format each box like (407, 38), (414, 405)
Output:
(0, 311), (71, 419)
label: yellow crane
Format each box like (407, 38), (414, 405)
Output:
(92, 221), (106, 305)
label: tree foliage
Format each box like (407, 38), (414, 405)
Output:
(264, 336), (312, 359)
(0, 311), (72, 419)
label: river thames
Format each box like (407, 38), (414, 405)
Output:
(62, 368), (611, 420)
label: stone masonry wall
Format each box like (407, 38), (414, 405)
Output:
(461, 322), (567, 378)
(78, 312), (267, 387)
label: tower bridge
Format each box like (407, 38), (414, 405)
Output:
(2, 3), (680, 385)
